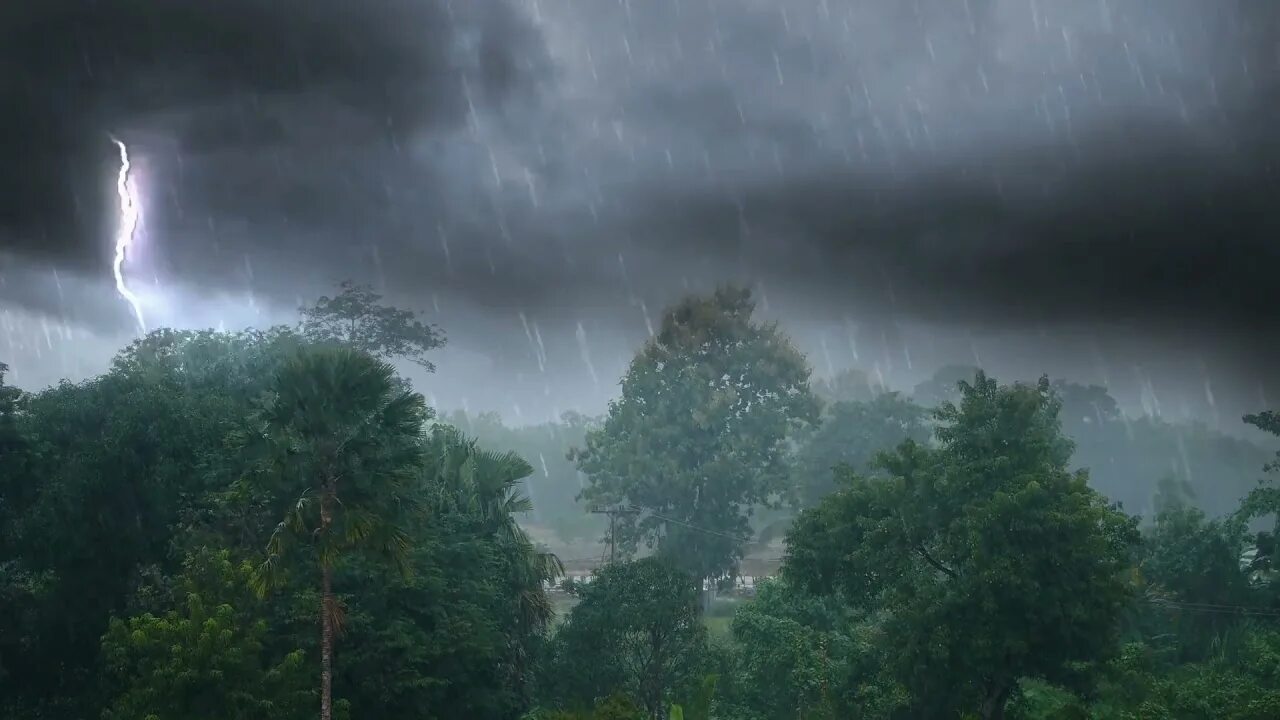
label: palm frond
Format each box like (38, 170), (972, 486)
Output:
(286, 490), (315, 534)
(324, 594), (348, 638)
(251, 554), (285, 598)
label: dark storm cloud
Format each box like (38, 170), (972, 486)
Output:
(0, 0), (549, 322)
(565, 0), (1280, 338)
(640, 112), (1280, 333)
(2, 0), (1278, 419)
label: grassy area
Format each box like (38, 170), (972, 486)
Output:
(702, 595), (747, 639)
(549, 592), (745, 638)
(550, 593), (579, 627)
(703, 615), (733, 639)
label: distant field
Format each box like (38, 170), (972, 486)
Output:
(549, 592), (579, 627)
(548, 588), (750, 639)
(703, 615), (733, 638)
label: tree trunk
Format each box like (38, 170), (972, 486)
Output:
(321, 562), (334, 720)
(320, 480), (337, 720)
(979, 681), (1012, 720)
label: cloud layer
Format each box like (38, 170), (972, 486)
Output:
(1, 0), (1277, 421)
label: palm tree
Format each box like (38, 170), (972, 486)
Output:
(247, 346), (428, 720)
(423, 426), (564, 693)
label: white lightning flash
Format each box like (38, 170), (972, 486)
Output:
(111, 137), (146, 333)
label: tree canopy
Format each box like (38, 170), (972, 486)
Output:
(791, 391), (930, 508)
(300, 280), (444, 370)
(2, 286), (1278, 720)
(786, 372), (1142, 719)
(574, 286), (819, 585)
(540, 557), (709, 720)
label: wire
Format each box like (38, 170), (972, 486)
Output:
(630, 505), (756, 543)
(1147, 598), (1280, 618)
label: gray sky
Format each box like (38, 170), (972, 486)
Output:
(1, 0), (1277, 432)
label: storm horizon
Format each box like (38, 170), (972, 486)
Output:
(2, 0), (1277, 435)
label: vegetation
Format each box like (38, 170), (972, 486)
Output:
(1, 282), (1278, 719)
(573, 287), (820, 591)
(539, 557), (709, 719)
(791, 389), (930, 508)
(439, 409), (605, 543)
(787, 373), (1142, 719)
(299, 280), (444, 371)
(245, 347), (430, 720)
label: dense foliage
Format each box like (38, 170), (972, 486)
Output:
(0, 291), (558, 720)
(440, 409), (605, 543)
(787, 373), (1142, 718)
(1, 285), (1277, 720)
(538, 557), (709, 719)
(791, 390), (930, 508)
(574, 286), (820, 587)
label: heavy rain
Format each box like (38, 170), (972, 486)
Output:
(1, 1), (1278, 718)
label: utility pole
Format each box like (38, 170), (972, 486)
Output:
(590, 505), (638, 564)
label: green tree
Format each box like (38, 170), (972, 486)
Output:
(786, 372), (1141, 719)
(0, 360), (26, 556)
(541, 558), (708, 720)
(1245, 411), (1280, 473)
(423, 425), (564, 698)
(1089, 631), (1280, 719)
(574, 286), (819, 590)
(717, 578), (904, 720)
(244, 425), (564, 720)
(1151, 473), (1197, 516)
(1139, 504), (1255, 662)
(245, 347), (429, 720)
(300, 280), (444, 371)
(812, 368), (876, 405)
(2, 326), (562, 720)
(0, 328), (305, 717)
(1236, 410), (1280, 585)
(911, 364), (982, 408)
(792, 391), (930, 508)
(441, 409), (606, 543)
(100, 548), (314, 720)
(1052, 381), (1271, 520)
(0, 361), (21, 457)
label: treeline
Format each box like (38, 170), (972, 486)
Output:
(452, 360), (1271, 550)
(1, 283), (1278, 719)
(0, 285), (559, 719)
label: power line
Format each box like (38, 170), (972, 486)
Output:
(590, 505), (639, 564)
(631, 505), (754, 543)
(1147, 598), (1280, 618)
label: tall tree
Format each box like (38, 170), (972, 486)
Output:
(911, 364), (982, 408)
(245, 347), (428, 720)
(422, 425), (564, 697)
(300, 280), (445, 371)
(574, 286), (819, 590)
(0, 361), (25, 550)
(1139, 503), (1255, 662)
(0, 361), (20, 454)
(786, 372), (1140, 720)
(792, 391), (930, 508)
(540, 557), (708, 720)
(812, 367), (877, 405)
(1234, 409), (1280, 587)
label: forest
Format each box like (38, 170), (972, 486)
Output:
(2, 282), (1278, 720)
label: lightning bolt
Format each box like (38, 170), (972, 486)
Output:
(111, 137), (146, 334)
